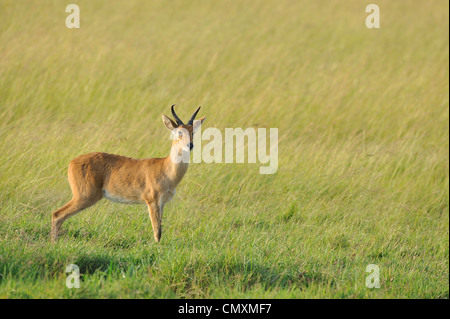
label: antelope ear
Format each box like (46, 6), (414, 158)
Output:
(162, 115), (178, 131)
(193, 116), (206, 134)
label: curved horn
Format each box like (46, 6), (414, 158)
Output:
(188, 106), (201, 125)
(171, 104), (184, 126)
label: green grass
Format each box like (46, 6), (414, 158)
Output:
(0, 0), (448, 298)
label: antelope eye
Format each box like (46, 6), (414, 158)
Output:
(177, 131), (183, 137)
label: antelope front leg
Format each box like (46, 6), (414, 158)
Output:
(146, 200), (162, 243)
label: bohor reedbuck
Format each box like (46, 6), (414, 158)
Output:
(51, 105), (206, 242)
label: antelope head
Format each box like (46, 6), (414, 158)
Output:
(162, 105), (206, 160)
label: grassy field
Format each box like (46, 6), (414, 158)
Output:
(0, 0), (448, 298)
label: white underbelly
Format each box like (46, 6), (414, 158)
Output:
(103, 189), (142, 204)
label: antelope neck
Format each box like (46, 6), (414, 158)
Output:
(164, 145), (189, 186)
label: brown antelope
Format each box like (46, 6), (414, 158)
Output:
(51, 105), (206, 243)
